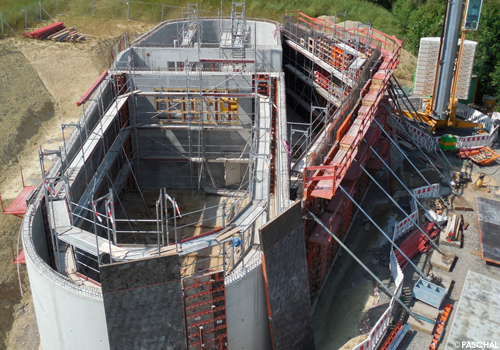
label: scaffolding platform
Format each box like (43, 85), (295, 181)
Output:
(1, 186), (36, 217)
(66, 95), (129, 183)
(57, 227), (128, 260)
(49, 198), (129, 260)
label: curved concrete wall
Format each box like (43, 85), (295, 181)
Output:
(23, 200), (110, 350)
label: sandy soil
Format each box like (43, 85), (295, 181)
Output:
(0, 18), (152, 350)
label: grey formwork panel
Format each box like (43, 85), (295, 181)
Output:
(259, 200), (315, 350)
(100, 255), (187, 350)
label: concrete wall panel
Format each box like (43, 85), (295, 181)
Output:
(225, 265), (272, 350)
(259, 200), (315, 350)
(100, 255), (186, 350)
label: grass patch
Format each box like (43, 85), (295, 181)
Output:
(0, 0), (404, 40)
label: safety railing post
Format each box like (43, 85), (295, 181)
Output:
(222, 202), (226, 228)
(24, 7), (28, 29)
(39, 1), (42, 21)
(174, 197), (178, 252)
(161, 5), (164, 22)
(0, 12), (3, 37)
(127, 1), (130, 21)
(156, 197), (160, 255)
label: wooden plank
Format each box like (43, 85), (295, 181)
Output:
(215, 227), (241, 242)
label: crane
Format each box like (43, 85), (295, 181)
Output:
(399, 0), (484, 132)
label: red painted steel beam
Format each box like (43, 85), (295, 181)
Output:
(77, 70), (108, 106)
(23, 22), (65, 38)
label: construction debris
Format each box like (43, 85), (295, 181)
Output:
(439, 213), (462, 247)
(419, 197), (449, 216)
(458, 146), (500, 165)
(394, 223), (438, 269)
(23, 22), (88, 42)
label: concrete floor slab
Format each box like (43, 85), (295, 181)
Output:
(444, 271), (500, 350)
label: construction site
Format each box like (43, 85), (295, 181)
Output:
(1, 0), (500, 349)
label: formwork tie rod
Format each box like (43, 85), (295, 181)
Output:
(354, 159), (445, 255)
(337, 185), (429, 281)
(306, 210), (422, 323)
(364, 138), (445, 231)
(372, 118), (451, 211)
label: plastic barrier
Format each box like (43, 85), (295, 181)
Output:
(393, 210), (419, 240)
(392, 111), (499, 151)
(413, 183), (440, 199)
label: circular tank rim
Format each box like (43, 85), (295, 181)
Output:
(22, 172), (103, 300)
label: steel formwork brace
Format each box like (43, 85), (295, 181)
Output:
(337, 185), (429, 281)
(372, 119), (451, 211)
(354, 159), (445, 255)
(307, 210), (422, 323)
(364, 139), (444, 231)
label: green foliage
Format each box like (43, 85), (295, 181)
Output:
(402, 0), (446, 55)
(470, 0), (500, 102)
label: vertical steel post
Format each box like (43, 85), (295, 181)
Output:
(222, 243), (226, 275)
(110, 191), (117, 245)
(0, 12), (3, 37)
(174, 197), (178, 252)
(106, 195), (114, 264)
(127, 2), (130, 21)
(156, 199), (160, 255)
(164, 189), (169, 246)
(91, 196), (101, 268)
(161, 5), (164, 22)
(39, 1), (42, 21)
(56, 0), (58, 15)
(92, 1), (95, 17)
(222, 202), (226, 228)
(160, 191), (164, 246)
(24, 7), (28, 29)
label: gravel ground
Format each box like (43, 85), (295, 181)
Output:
(400, 142), (500, 350)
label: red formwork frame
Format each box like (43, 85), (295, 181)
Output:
(300, 35), (402, 201)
